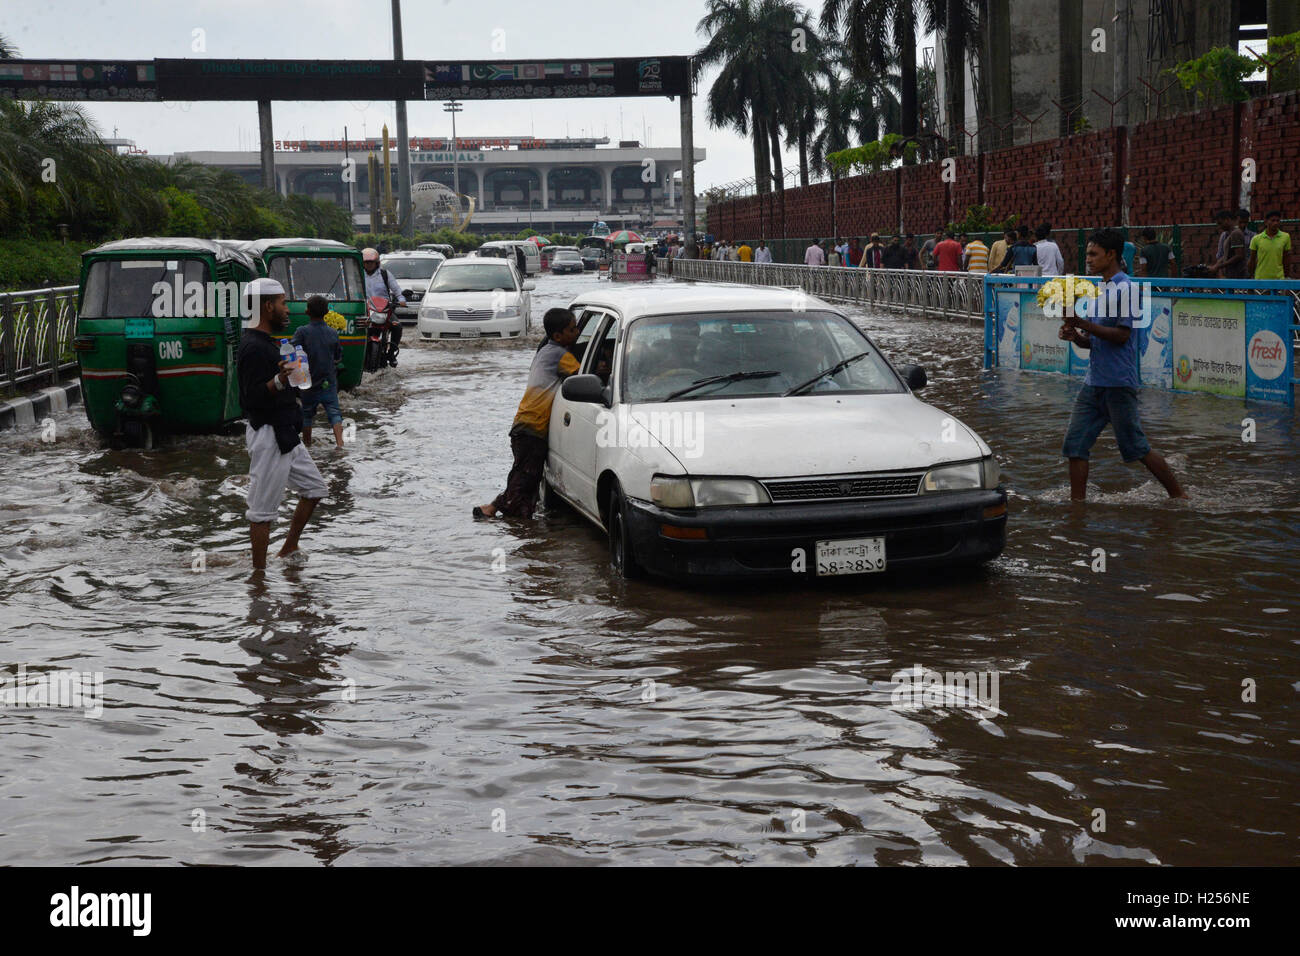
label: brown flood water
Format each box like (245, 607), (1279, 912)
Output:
(0, 272), (1296, 865)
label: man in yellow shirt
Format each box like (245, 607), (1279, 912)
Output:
(1247, 210), (1293, 279)
(737, 242), (753, 262)
(987, 230), (1012, 274)
(475, 309), (580, 519)
(962, 233), (989, 272)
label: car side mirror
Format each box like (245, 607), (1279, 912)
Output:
(522, 281), (536, 291)
(900, 364), (927, 390)
(562, 373), (608, 405)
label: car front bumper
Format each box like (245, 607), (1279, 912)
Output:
(417, 315), (526, 339)
(623, 488), (1007, 580)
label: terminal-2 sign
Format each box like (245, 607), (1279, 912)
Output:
(155, 59), (425, 100)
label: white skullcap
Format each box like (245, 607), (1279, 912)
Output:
(244, 277), (286, 325)
(246, 277), (286, 299)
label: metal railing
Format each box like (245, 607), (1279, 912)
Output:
(1, 286), (79, 396)
(669, 260), (986, 322)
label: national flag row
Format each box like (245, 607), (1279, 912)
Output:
(0, 63), (155, 84)
(426, 62), (615, 83)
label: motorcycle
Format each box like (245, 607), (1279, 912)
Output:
(364, 294), (396, 372)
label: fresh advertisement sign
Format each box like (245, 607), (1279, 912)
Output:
(985, 279), (1293, 406)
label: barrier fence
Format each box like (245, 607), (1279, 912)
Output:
(1, 286), (79, 396)
(670, 259), (986, 322)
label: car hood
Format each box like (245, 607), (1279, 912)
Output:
(629, 393), (990, 477)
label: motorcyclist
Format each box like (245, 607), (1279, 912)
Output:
(361, 247), (407, 367)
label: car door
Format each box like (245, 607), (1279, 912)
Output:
(547, 306), (605, 505)
(560, 310), (620, 520)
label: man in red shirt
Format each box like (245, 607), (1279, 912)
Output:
(934, 231), (964, 271)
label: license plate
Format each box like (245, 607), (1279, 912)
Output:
(460, 327), (481, 338)
(815, 536), (886, 576)
(123, 318), (154, 340)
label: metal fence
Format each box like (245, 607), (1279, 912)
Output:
(1, 286), (79, 396)
(669, 259), (986, 322)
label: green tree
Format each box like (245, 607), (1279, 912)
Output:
(696, 0), (814, 195)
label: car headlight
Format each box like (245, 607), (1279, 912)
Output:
(920, 458), (999, 493)
(495, 306), (520, 318)
(420, 306), (446, 320)
(650, 476), (771, 509)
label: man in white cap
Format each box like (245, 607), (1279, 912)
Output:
(237, 277), (329, 570)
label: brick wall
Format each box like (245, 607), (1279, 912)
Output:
(1244, 90), (1300, 217)
(1128, 106), (1235, 225)
(707, 91), (1300, 245)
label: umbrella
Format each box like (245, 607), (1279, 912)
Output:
(606, 230), (643, 245)
(525, 235), (552, 247)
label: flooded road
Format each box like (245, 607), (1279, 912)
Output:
(1, 270), (1296, 865)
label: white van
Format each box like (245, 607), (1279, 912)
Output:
(477, 240), (540, 276)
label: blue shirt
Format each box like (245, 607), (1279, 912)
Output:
(292, 318), (342, 391)
(1083, 271), (1140, 388)
(1122, 241), (1136, 274)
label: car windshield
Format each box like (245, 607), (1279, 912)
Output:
(427, 264), (516, 292)
(622, 310), (903, 403)
(81, 257), (211, 318)
(268, 255), (362, 301)
(382, 257), (442, 279)
(554, 250), (581, 260)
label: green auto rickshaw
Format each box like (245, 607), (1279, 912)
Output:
(75, 237), (259, 447)
(224, 239), (367, 389)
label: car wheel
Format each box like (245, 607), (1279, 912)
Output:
(606, 484), (644, 580)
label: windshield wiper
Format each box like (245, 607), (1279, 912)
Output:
(664, 370), (780, 401)
(783, 351), (872, 396)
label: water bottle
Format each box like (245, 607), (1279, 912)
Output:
(279, 338), (295, 381)
(292, 344), (312, 389)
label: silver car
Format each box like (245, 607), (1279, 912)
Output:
(380, 251), (446, 325)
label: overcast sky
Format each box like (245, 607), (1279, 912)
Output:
(7, 0), (925, 191)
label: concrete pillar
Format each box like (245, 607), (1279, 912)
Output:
(257, 100), (275, 193)
(478, 170), (486, 211)
(538, 166), (550, 210)
(602, 165), (615, 213)
(679, 86), (697, 257)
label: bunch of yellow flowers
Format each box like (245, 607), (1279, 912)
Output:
(323, 310), (348, 331)
(1036, 275), (1098, 317)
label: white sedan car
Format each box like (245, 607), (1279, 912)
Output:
(416, 258), (534, 340)
(543, 285), (1006, 580)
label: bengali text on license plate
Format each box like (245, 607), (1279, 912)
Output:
(815, 536), (886, 576)
(460, 327), (481, 338)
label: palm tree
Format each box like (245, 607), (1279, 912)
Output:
(695, 0), (815, 196)
(821, 0), (920, 153)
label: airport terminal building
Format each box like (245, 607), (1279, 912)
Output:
(169, 135), (702, 234)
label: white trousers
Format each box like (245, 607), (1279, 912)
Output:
(245, 424), (328, 523)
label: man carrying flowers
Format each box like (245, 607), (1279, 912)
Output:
(1058, 229), (1186, 502)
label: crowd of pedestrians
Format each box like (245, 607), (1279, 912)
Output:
(706, 209), (1293, 279)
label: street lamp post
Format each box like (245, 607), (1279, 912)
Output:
(443, 100), (463, 207)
